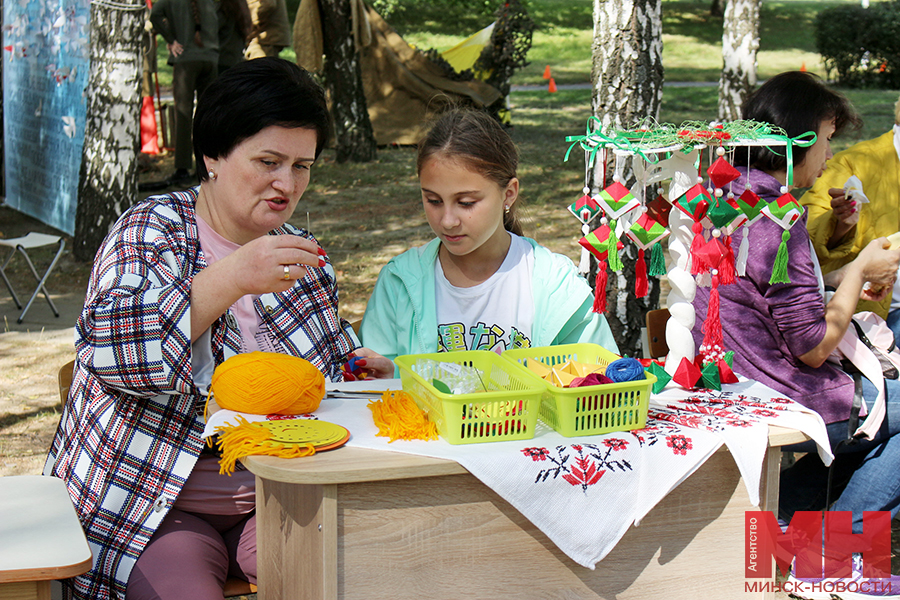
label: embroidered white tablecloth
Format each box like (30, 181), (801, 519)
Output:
(205, 378), (832, 569)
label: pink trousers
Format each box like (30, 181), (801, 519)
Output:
(126, 508), (256, 600)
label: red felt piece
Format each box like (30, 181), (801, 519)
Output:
(646, 194), (672, 228)
(717, 358), (739, 384)
(706, 156), (740, 189)
(673, 357), (702, 389)
(695, 237), (729, 270)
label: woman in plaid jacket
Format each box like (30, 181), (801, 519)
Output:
(44, 58), (392, 600)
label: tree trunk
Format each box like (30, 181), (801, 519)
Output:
(717, 0), (760, 122)
(590, 0), (664, 357)
(710, 0), (725, 17)
(73, 0), (145, 261)
(319, 0), (377, 163)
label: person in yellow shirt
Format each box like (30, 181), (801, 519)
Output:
(801, 95), (900, 337)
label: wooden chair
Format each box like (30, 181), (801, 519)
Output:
(645, 308), (670, 360)
(58, 359), (75, 404)
(56, 361), (257, 598)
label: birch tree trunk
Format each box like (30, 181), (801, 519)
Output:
(319, 0), (377, 163)
(717, 0), (761, 122)
(0, 0), (4, 199)
(73, 0), (144, 261)
(590, 0), (664, 357)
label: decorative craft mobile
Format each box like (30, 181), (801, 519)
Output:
(761, 192), (805, 284)
(568, 193), (601, 225)
(625, 212), (669, 298)
(563, 118), (816, 391)
(578, 223), (622, 313)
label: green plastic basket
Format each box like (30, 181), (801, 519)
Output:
(502, 343), (654, 437)
(395, 351), (544, 444)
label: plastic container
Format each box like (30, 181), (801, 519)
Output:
(502, 343), (654, 437)
(395, 351), (544, 444)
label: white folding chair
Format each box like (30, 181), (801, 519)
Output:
(0, 232), (66, 323)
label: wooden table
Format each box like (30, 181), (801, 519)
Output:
(0, 476), (92, 600)
(243, 425), (806, 600)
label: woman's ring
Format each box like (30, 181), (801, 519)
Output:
(283, 265), (291, 281)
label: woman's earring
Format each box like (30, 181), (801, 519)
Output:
(208, 170), (217, 180)
(504, 205), (510, 214)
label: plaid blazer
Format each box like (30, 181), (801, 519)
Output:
(44, 188), (357, 599)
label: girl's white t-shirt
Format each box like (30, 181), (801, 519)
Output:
(434, 233), (535, 353)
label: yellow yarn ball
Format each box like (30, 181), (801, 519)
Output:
(210, 351), (325, 415)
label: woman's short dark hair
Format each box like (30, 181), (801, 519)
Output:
(193, 57), (331, 181)
(736, 71), (861, 174)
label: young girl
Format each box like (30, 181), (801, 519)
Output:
(359, 109), (617, 361)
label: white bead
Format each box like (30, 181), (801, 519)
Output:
(697, 175), (704, 184)
(715, 188), (723, 197)
(640, 206), (648, 214)
(600, 217), (608, 225)
(583, 186), (590, 195)
(727, 191), (735, 199)
(613, 174), (621, 183)
(716, 146), (725, 156)
(711, 268), (718, 275)
(712, 229), (721, 238)
(745, 182), (752, 190)
(780, 186), (788, 195)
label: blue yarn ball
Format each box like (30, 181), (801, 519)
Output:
(605, 357), (646, 383)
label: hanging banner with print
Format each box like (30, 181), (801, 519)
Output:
(3, 0), (90, 235)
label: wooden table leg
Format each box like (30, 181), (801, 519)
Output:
(256, 478), (337, 600)
(754, 446), (784, 600)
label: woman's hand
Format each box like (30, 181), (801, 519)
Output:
(827, 187), (858, 248)
(341, 348), (394, 380)
(190, 235), (326, 341)
(800, 238), (900, 368)
(855, 237), (900, 286)
(855, 237), (900, 301)
(226, 235), (326, 296)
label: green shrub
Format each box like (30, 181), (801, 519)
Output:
(816, 1), (900, 88)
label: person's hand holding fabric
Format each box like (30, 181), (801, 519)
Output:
(341, 348), (394, 380)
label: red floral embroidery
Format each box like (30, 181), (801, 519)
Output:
(752, 409), (778, 418)
(521, 447), (550, 461)
(726, 419), (753, 428)
(602, 438), (628, 451)
(562, 455), (605, 489)
(666, 434), (693, 455)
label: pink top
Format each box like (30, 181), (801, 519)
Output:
(196, 215), (278, 353)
